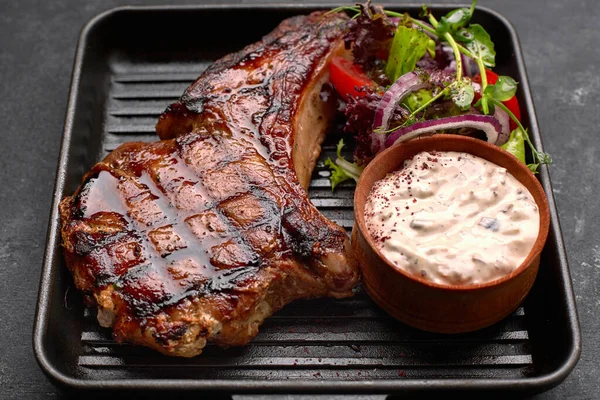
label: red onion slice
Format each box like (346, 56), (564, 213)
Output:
(461, 53), (479, 77)
(493, 106), (511, 145)
(383, 114), (503, 149)
(441, 44), (456, 73)
(371, 72), (428, 153)
(441, 44), (477, 77)
(469, 81), (509, 144)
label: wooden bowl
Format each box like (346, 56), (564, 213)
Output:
(352, 134), (550, 333)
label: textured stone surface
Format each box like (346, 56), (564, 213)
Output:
(0, 0), (597, 399)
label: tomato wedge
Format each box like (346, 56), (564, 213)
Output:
(473, 69), (521, 130)
(329, 56), (375, 101)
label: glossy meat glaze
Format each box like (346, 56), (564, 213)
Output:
(59, 11), (358, 357)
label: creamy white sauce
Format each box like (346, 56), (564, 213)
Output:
(365, 151), (540, 286)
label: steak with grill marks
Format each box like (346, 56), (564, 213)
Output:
(59, 11), (358, 357)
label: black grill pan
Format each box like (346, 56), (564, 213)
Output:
(33, 3), (580, 395)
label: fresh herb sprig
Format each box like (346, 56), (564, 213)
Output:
(325, 5), (362, 20)
(458, 24), (496, 113)
(491, 99), (552, 173)
(473, 75), (551, 173)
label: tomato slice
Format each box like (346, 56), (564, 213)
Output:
(330, 56), (375, 101)
(473, 69), (521, 130)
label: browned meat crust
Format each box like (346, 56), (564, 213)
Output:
(59, 11), (358, 357)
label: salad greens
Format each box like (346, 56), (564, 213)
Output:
(402, 88), (433, 112)
(325, 0), (551, 190)
(461, 24), (496, 68)
(484, 75), (517, 101)
(450, 78), (475, 109)
(501, 128), (526, 164)
(386, 26), (435, 81)
(458, 23), (496, 113)
(432, 2), (476, 36)
(324, 139), (365, 190)
(492, 99), (552, 173)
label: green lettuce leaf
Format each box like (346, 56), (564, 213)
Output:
(324, 139), (364, 191)
(386, 26), (434, 81)
(402, 88), (434, 112)
(500, 128), (526, 164)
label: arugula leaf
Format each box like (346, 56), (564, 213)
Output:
(484, 75), (518, 102)
(386, 26), (433, 81)
(435, 0), (476, 36)
(325, 139), (364, 191)
(500, 128), (526, 164)
(450, 78), (475, 109)
(464, 24), (496, 68)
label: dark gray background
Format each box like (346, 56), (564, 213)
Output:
(0, 0), (597, 399)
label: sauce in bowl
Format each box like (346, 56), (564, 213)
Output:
(364, 150), (540, 286)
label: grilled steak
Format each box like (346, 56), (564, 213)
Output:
(59, 11), (358, 357)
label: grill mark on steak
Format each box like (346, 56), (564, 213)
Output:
(60, 11), (358, 357)
(68, 139), (276, 317)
